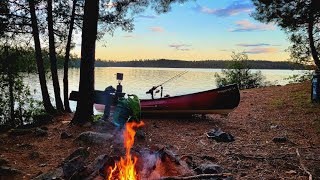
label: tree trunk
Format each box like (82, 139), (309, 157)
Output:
(47, 0), (64, 112)
(308, 0), (320, 70)
(29, 0), (55, 114)
(5, 46), (15, 127)
(63, 0), (77, 113)
(71, 0), (99, 125)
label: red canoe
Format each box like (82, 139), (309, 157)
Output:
(95, 84), (240, 115)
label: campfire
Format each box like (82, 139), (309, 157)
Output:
(94, 121), (230, 180)
(106, 121), (144, 180)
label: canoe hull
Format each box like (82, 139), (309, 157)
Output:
(140, 84), (240, 115)
(94, 84), (240, 116)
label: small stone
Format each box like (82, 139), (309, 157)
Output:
(195, 163), (225, 174)
(61, 121), (70, 124)
(285, 170), (297, 174)
(273, 136), (287, 143)
(270, 125), (278, 129)
(38, 163), (47, 167)
(135, 129), (145, 140)
(0, 159), (9, 166)
(34, 128), (48, 137)
(29, 152), (40, 159)
(60, 132), (72, 139)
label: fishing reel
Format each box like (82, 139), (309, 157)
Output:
(146, 85), (163, 99)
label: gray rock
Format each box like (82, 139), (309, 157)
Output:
(33, 167), (63, 180)
(60, 132), (72, 139)
(89, 154), (109, 171)
(0, 166), (25, 179)
(34, 128), (48, 137)
(195, 163), (225, 174)
(64, 147), (90, 162)
(63, 156), (86, 179)
(75, 131), (113, 144)
(0, 159), (9, 166)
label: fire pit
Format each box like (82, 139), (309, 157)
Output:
(93, 121), (231, 180)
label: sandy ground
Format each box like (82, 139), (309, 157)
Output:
(1, 82), (320, 179)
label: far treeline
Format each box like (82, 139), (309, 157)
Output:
(70, 59), (309, 70)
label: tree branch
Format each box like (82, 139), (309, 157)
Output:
(296, 148), (312, 180)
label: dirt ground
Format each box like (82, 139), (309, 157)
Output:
(1, 82), (320, 179)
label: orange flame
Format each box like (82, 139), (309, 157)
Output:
(107, 121), (145, 180)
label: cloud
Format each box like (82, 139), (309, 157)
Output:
(193, 0), (254, 17)
(243, 47), (278, 54)
(137, 15), (157, 19)
(230, 20), (275, 32)
(149, 26), (164, 32)
(169, 44), (192, 51)
(122, 34), (139, 38)
(236, 43), (280, 47)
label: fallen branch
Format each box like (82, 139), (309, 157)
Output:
(159, 173), (232, 180)
(296, 148), (312, 180)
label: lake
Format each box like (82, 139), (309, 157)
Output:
(23, 67), (310, 112)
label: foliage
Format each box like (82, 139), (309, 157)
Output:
(285, 71), (312, 84)
(214, 52), (266, 90)
(0, 46), (46, 126)
(113, 95), (141, 127)
(0, 70), (45, 126)
(251, 0), (320, 69)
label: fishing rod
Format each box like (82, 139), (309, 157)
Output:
(146, 71), (188, 99)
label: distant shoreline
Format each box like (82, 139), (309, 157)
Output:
(69, 59), (310, 70)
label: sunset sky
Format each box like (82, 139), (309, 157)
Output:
(72, 0), (291, 61)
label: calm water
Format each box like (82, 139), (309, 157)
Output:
(24, 67), (309, 112)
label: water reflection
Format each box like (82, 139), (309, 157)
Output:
(23, 67), (309, 111)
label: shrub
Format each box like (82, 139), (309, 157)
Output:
(215, 52), (266, 89)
